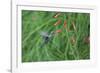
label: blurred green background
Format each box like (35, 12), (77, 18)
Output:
(22, 10), (90, 62)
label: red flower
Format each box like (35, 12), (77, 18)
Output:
(54, 19), (61, 26)
(54, 13), (61, 18)
(55, 29), (62, 33)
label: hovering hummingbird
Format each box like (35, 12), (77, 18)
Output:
(39, 30), (62, 48)
(40, 31), (54, 48)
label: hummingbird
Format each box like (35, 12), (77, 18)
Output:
(39, 31), (55, 48)
(39, 29), (62, 48)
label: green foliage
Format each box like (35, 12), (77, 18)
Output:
(22, 10), (90, 62)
